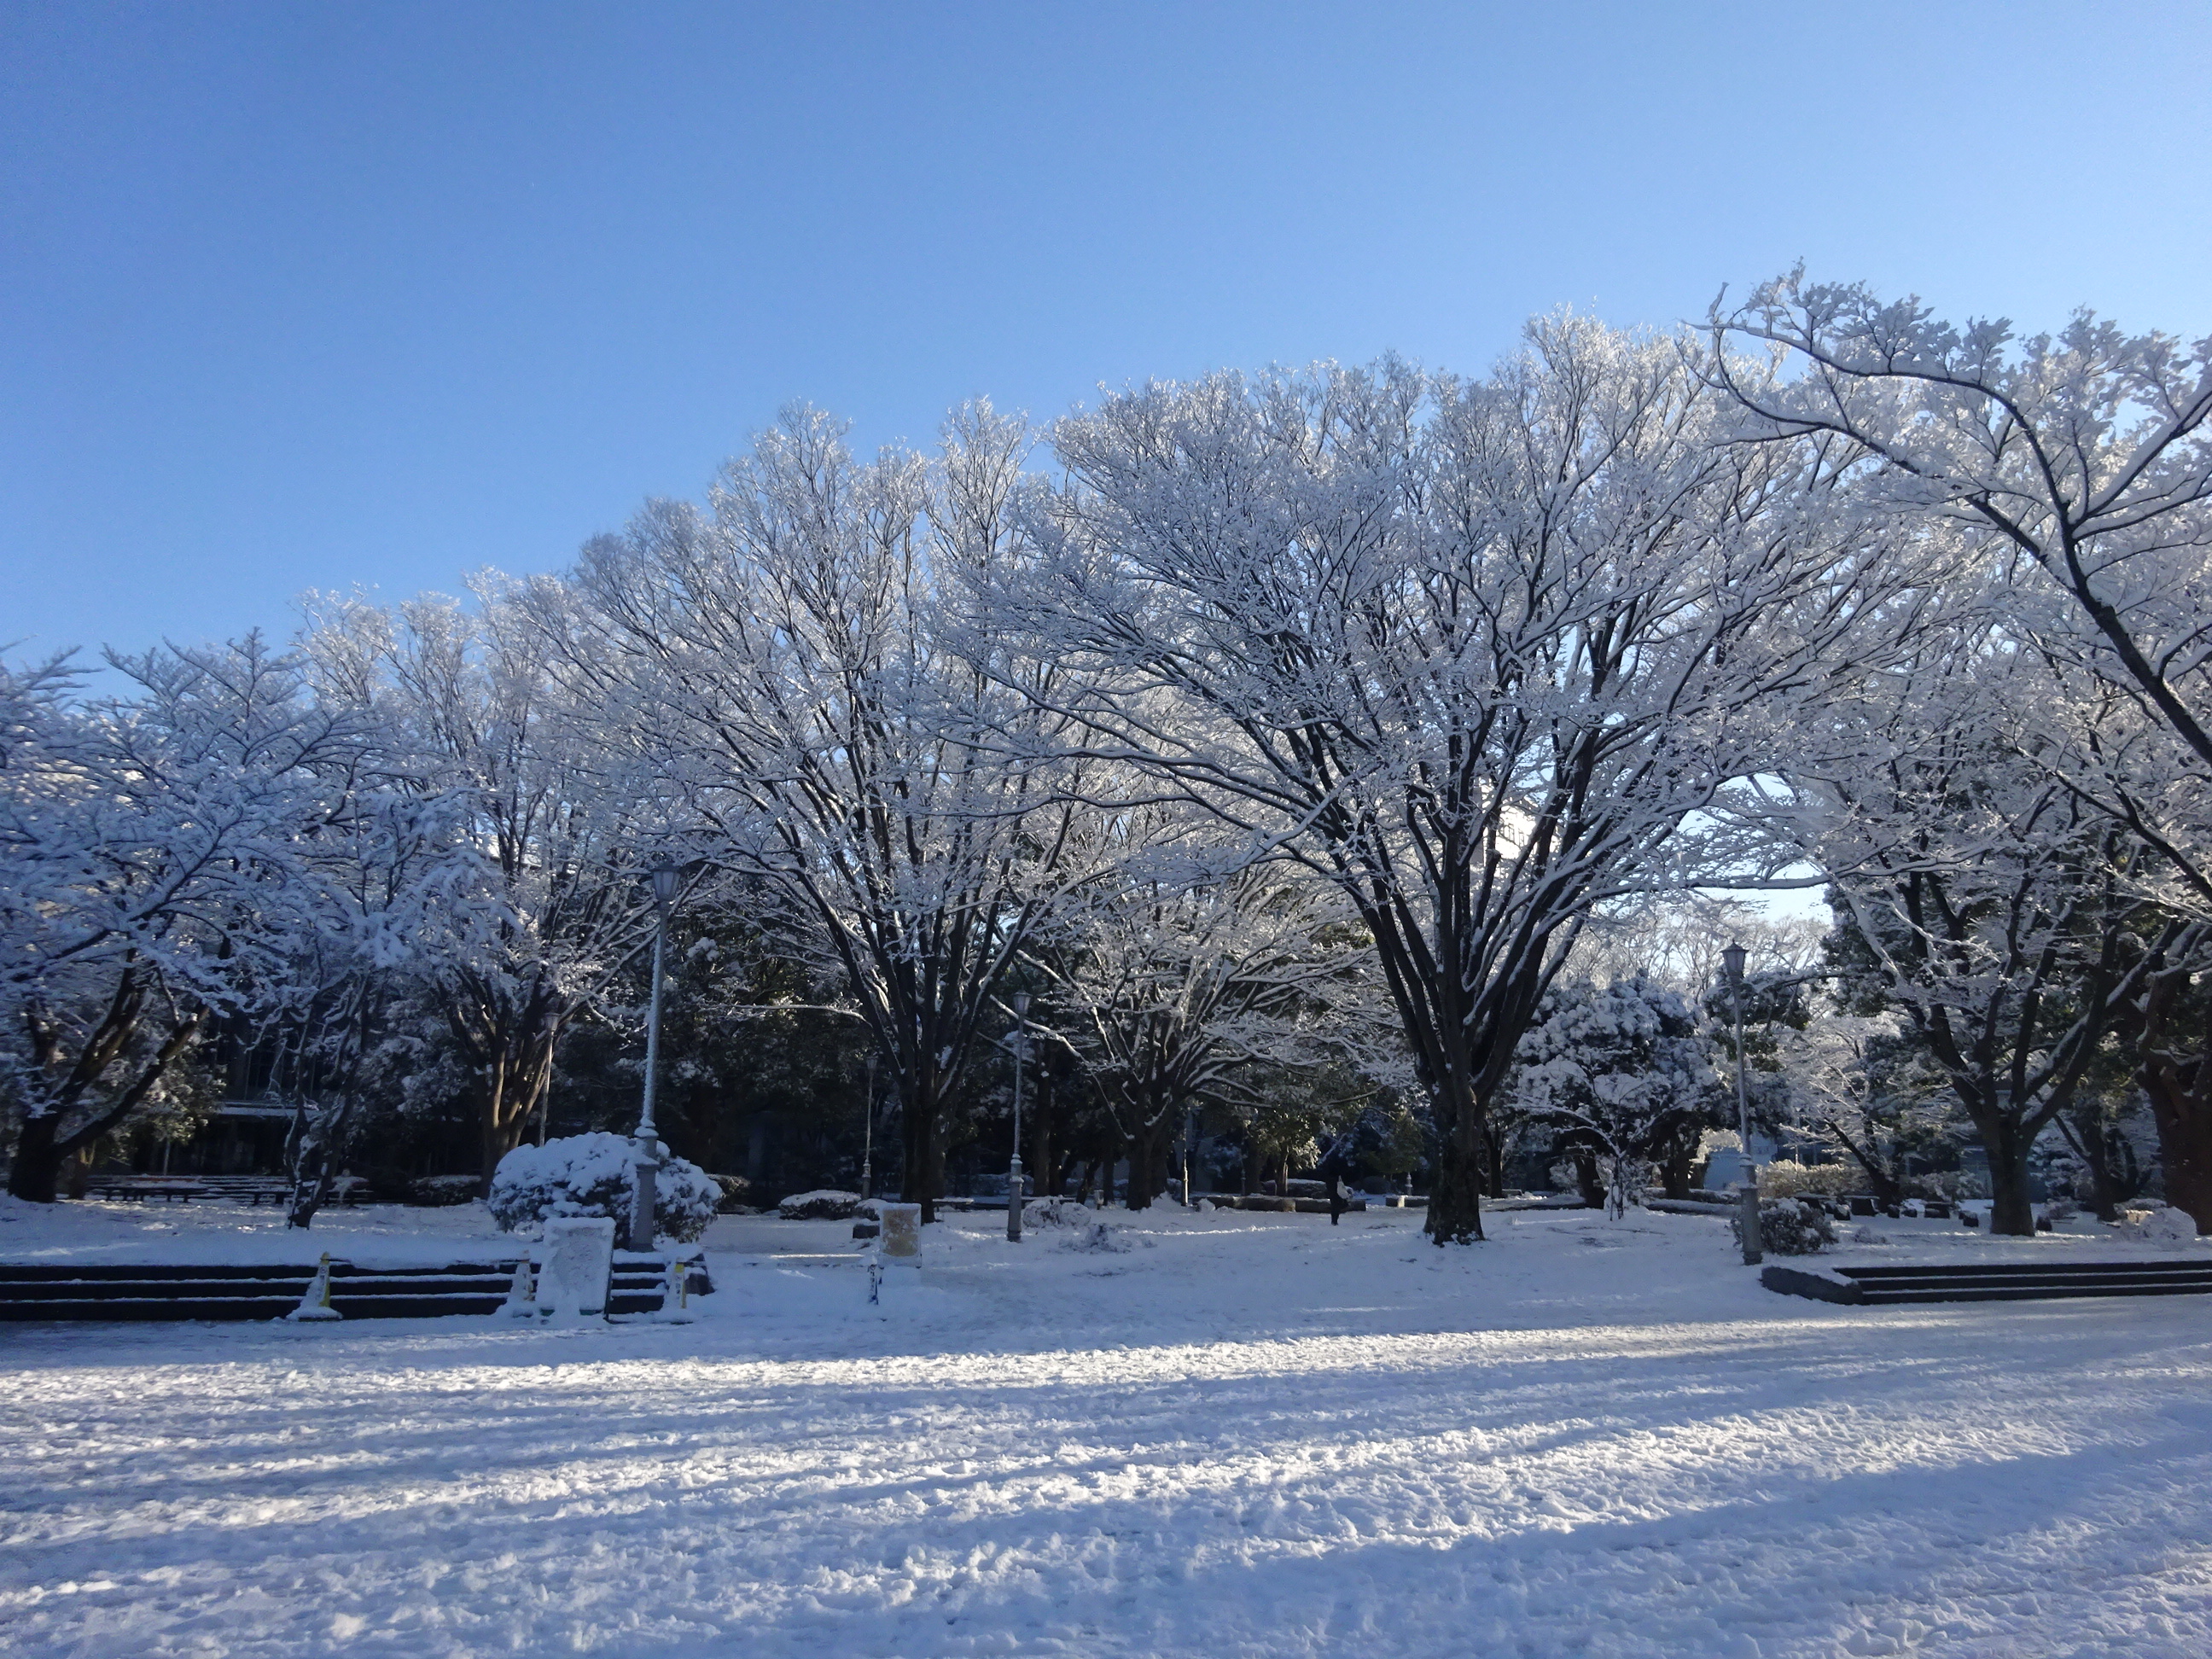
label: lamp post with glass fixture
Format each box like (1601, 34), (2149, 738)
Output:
(626, 858), (681, 1253)
(1007, 993), (1030, 1243)
(1721, 940), (1762, 1265)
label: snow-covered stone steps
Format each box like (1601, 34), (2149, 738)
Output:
(1764, 1258), (2212, 1306)
(0, 1257), (705, 1320)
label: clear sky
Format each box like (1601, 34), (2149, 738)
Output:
(6, 0), (2209, 663)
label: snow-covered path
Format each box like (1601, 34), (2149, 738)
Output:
(3, 1205), (2209, 1656)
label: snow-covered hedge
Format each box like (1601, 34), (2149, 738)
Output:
(408, 1173), (480, 1208)
(1733, 1196), (1835, 1256)
(778, 1189), (864, 1220)
(487, 1133), (720, 1243)
(1756, 1161), (1863, 1200)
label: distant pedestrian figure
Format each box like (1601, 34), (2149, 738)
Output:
(1320, 1149), (1350, 1225)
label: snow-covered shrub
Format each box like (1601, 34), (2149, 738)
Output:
(651, 1161), (722, 1242)
(2121, 1205), (2202, 1244)
(1062, 1220), (1130, 1253)
(408, 1174), (480, 1208)
(488, 1133), (720, 1243)
(708, 1173), (754, 1213)
(1732, 1196), (1834, 1255)
(777, 1188), (864, 1220)
(1022, 1197), (1093, 1230)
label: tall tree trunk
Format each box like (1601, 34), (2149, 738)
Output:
(1570, 1146), (1604, 1208)
(1658, 1123), (1698, 1200)
(479, 1054), (515, 1193)
(1124, 1130), (1150, 1210)
(2142, 1058), (2212, 1236)
(1426, 1095), (1489, 1243)
(899, 1087), (952, 1224)
(1829, 1127), (1905, 1208)
(476, 1027), (557, 1193)
(2057, 1103), (2142, 1222)
(1986, 1129), (2037, 1237)
(287, 1120), (339, 1231)
(6, 1114), (62, 1203)
(2139, 972), (2212, 1236)
(1033, 1072), (1056, 1201)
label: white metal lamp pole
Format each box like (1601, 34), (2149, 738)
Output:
(1722, 940), (1762, 1265)
(1007, 993), (1029, 1243)
(628, 858), (680, 1254)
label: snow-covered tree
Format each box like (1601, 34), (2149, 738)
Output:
(1019, 319), (1928, 1242)
(2, 638), (353, 1201)
(1025, 815), (1390, 1207)
(1779, 1012), (1954, 1205)
(533, 402), (1108, 1218)
(1508, 975), (1720, 1218)
(269, 789), (476, 1226)
(299, 587), (672, 1183)
(1713, 273), (2212, 1230)
(1791, 637), (2163, 1234)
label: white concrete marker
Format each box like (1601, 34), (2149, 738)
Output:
(539, 1217), (616, 1320)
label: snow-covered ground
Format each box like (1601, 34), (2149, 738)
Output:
(0, 1193), (528, 1268)
(4, 1199), (2210, 1657)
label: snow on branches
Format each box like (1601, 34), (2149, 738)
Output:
(1018, 320), (1930, 1241)
(1509, 975), (1720, 1219)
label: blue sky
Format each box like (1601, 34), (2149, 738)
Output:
(6, 0), (2209, 661)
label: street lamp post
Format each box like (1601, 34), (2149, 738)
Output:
(627, 858), (680, 1254)
(1722, 940), (1762, 1266)
(859, 1052), (876, 1202)
(1007, 993), (1029, 1243)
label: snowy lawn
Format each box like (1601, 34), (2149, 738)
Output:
(3, 1202), (2210, 1658)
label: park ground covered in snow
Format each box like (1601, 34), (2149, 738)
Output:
(3, 1199), (2210, 1658)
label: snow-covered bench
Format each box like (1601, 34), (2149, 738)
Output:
(84, 1178), (211, 1203)
(82, 1175), (368, 1207)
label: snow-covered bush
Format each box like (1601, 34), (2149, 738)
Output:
(708, 1173), (754, 1213)
(2121, 1205), (2202, 1244)
(1022, 1197), (1093, 1230)
(1733, 1196), (1835, 1256)
(487, 1133), (719, 1243)
(777, 1189), (864, 1220)
(1061, 1220), (1130, 1253)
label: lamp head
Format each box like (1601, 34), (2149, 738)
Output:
(1011, 992), (1031, 1017)
(649, 858), (681, 908)
(1720, 941), (1747, 985)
